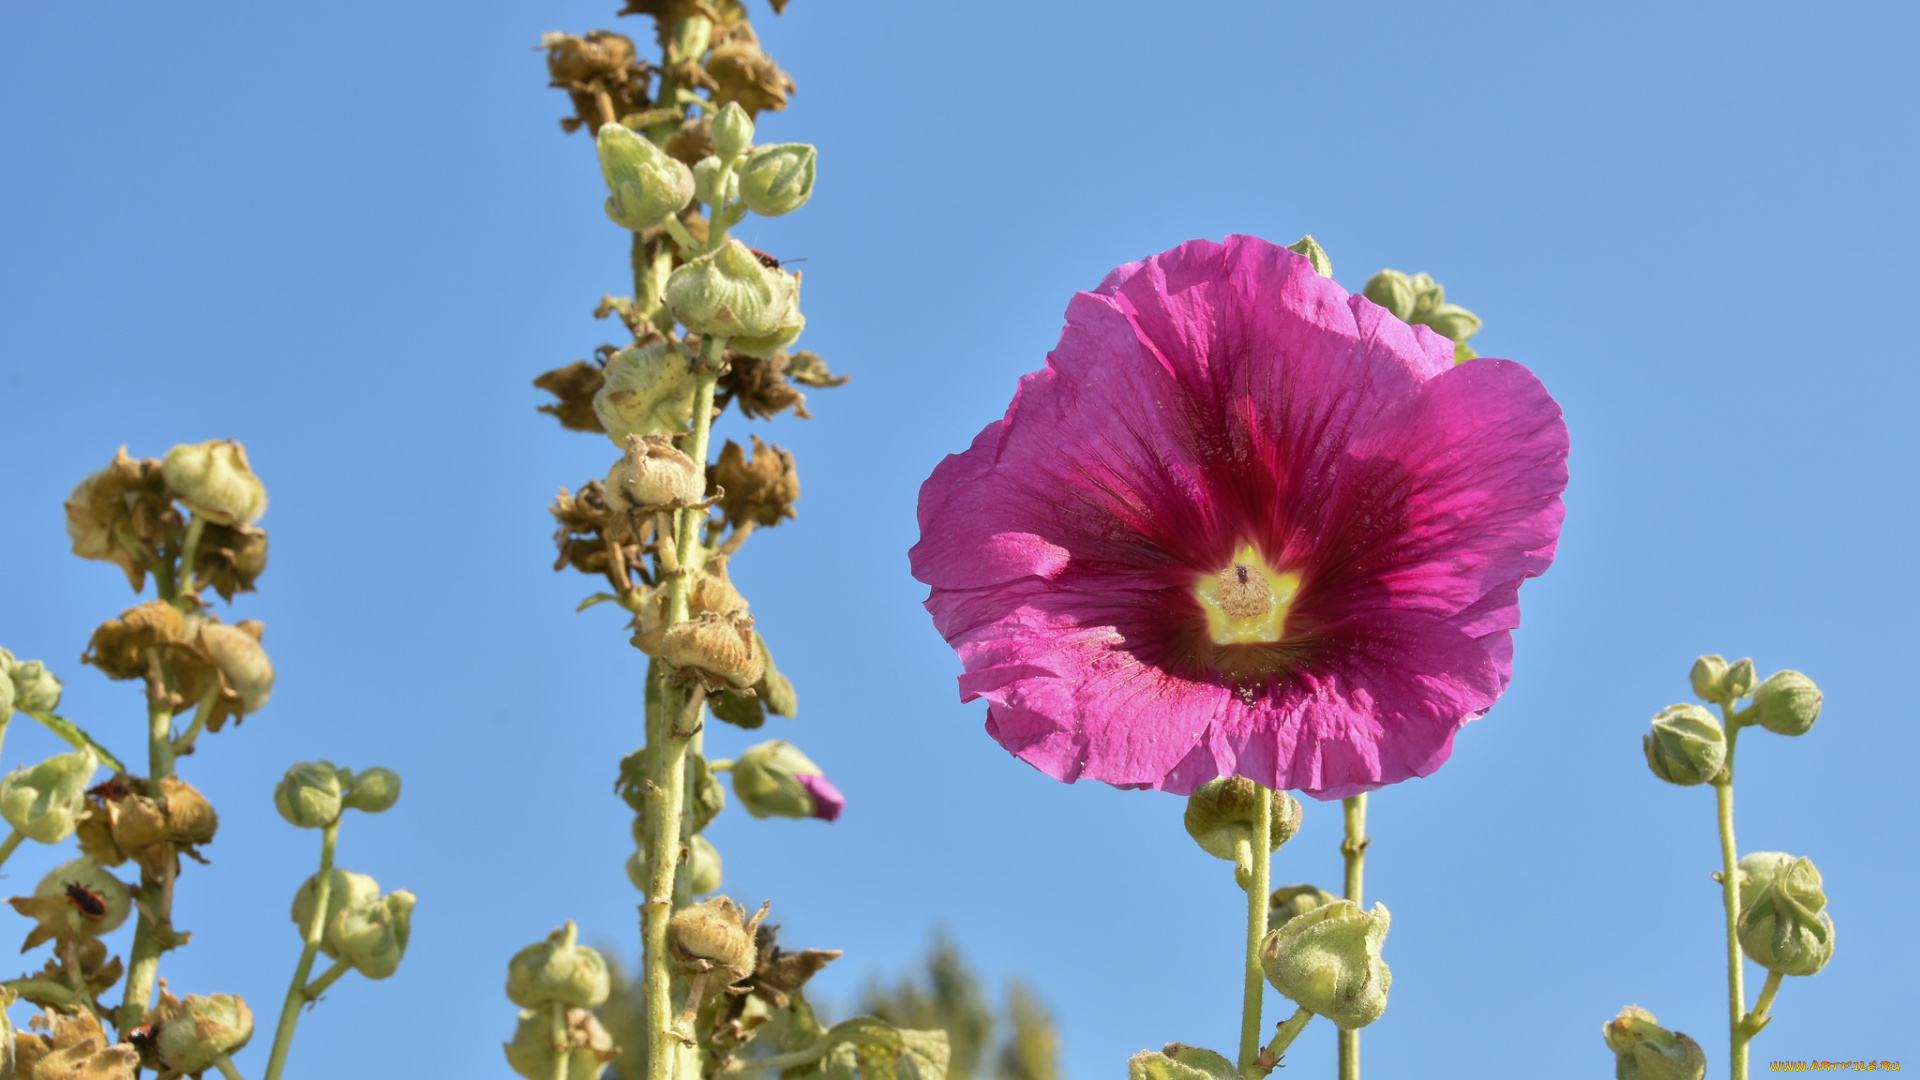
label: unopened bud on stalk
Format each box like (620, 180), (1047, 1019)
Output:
(1752, 670), (1822, 736)
(275, 762), (346, 829)
(507, 922), (611, 1009)
(1269, 885), (1338, 930)
(668, 896), (765, 983)
(1736, 851), (1796, 913)
(736, 144), (815, 217)
(161, 440), (268, 526)
(1738, 855), (1834, 976)
(731, 740), (843, 821)
(1286, 235), (1332, 278)
(711, 102), (754, 161)
(199, 621), (275, 717)
(593, 344), (701, 444)
(343, 766), (402, 814)
(154, 994), (254, 1075)
(1602, 1005), (1707, 1080)
(291, 868), (381, 955)
(0, 747), (97, 844)
(693, 156), (735, 208)
(1, 650), (63, 717)
(627, 833), (722, 896)
(1183, 777), (1300, 861)
(1362, 270), (1417, 322)
(1722, 658), (1758, 700)
(599, 122), (696, 232)
(663, 240), (798, 339)
(1258, 899), (1391, 1030)
(1127, 1044), (1240, 1080)
(1643, 704), (1726, 786)
(332, 889), (416, 979)
(605, 434), (704, 512)
(504, 1007), (619, 1080)
(1689, 655), (1730, 703)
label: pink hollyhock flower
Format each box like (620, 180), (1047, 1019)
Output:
(910, 235), (1569, 800)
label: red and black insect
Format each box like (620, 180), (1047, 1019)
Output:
(123, 1025), (158, 1053)
(747, 248), (805, 271)
(64, 881), (108, 921)
(88, 778), (132, 802)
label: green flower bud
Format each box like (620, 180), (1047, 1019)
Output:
(1736, 851), (1796, 914)
(599, 122), (695, 231)
(1738, 856), (1834, 976)
(161, 440), (267, 526)
(729, 290), (806, 359)
(342, 766), (402, 814)
(1689, 655), (1730, 703)
(1752, 670), (1822, 737)
(1258, 899), (1391, 1030)
(1269, 885), (1339, 930)
(31, 857), (133, 938)
(507, 922), (611, 1009)
(155, 994), (253, 1075)
(199, 621), (275, 718)
(1286, 235), (1333, 279)
(1602, 1005), (1707, 1080)
(1723, 657), (1757, 700)
(1182, 777), (1301, 861)
(692, 156), (735, 208)
(291, 868), (381, 958)
(1422, 303), (1481, 344)
(504, 1007), (618, 1080)
(0, 746), (97, 844)
(1406, 273), (1444, 323)
(275, 761), (345, 829)
(0, 676), (10, 725)
(2, 651), (63, 715)
(593, 344), (701, 444)
(331, 889), (415, 979)
(1362, 270), (1416, 321)
(1643, 704), (1726, 786)
(628, 834), (722, 896)
(736, 143), (815, 217)
(1128, 1044), (1240, 1080)
(711, 102), (754, 161)
(732, 740), (842, 821)
(663, 240), (798, 339)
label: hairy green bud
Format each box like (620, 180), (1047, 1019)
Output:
(593, 343), (700, 444)
(504, 1007), (618, 1080)
(0, 746), (97, 844)
(1362, 270), (1416, 321)
(1689, 655), (1729, 703)
(1128, 1044), (1240, 1080)
(0, 649), (63, 717)
(1602, 1005), (1707, 1080)
(664, 239), (798, 339)
(731, 740), (841, 821)
(274, 761), (345, 828)
(711, 101), (754, 161)
(1258, 899), (1391, 1030)
(1738, 856), (1834, 976)
(331, 889), (415, 979)
(1643, 704), (1726, 786)
(342, 766), (402, 814)
(736, 143), (815, 217)
(1286, 235), (1333, 278)
(155, 994), (254, 1075)
(1736, 851), (1796, 914)
(1182, 777), (1301, 861)
(1269, 885), (1339, 930)
(599, 122), (695, 231)
(1752, 670), (1822, 737)
(161, 440), (267, 526)
(507, 921), (611, 1009)
(291, 868), (381, 957)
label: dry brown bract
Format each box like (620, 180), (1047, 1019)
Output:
(191, 522), (267, 602)
(704, 23), (794, 116)
(715, 349), (847, 421)
(540, 30), (652, 134)
(533, 360), (609, 433)
(13, 1009), (139, 1080)
(76, 776), (219, 876)
(551, 481), (651, 593)
(65, 448), (183, 593)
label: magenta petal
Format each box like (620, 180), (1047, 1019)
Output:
(795, 773), (844, 822)
(911, 235), (1570, 799)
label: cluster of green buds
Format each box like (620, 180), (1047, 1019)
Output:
(0, 647), (64, 723)
(289, 865), (416, 980)
(1643, 656), (1825, 788)
(503, 922), (619, 1080)
(1362, 269), (1483, 362)
(274, 761), (403, 829)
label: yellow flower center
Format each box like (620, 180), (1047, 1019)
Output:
(1194, 544), (1300, 645)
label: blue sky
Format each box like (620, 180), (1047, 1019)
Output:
(2, 1), (1916, 1077)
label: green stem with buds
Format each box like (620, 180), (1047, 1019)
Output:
(1338, 793), (1368, 1080)
(1743, 970), (1783, 1036)
(171, 686), (218, 757)
(1716, 711), (1749, 1080)
(263, 819), (340, 1080)
(119, 669), (184, 1028)
(550, 1001), (571, 1080)
(0, 828), (24, 872)
(1237, 785), (1273, 1072)
(643, 342), (724, 1080)
(302, 957), (352, 1002)
(1244, 1005), (1314, 1079)
(176, 515), (206, 601)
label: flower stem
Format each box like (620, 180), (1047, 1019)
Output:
(301, 957), (352, 1002)
(176, 515), (206, 602)
(1237, 784), (1273, 1072)
(263, 819), (340, 1080)
(1717, 713), (1748, 1080)
(719, 1040), (835, 1074)
(1338, 793), (1368, 1080)
(1743, 970), (1783, 1037)
(551, 1001), (571, 1080)
(214, 1055), (248, 1080)
(643, 346), (724, 1080)
(119, 673), (184, 1028)
(1244, 1005), (1314, 1079)
(171, 686), (218, 757)
(0, 828), (24, 872)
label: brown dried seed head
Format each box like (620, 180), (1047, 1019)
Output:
(533, 360), (608, 434)
(193, 521), (268, 601)
(711, 436), (798, 528)
(83, 602), (188, 681)
(542, 29), (638, 84)
(668, 896), (765, 982)
(605, 434), (705, 511)
(660, 611), (763, 689)
(64, 447), (183, 592)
